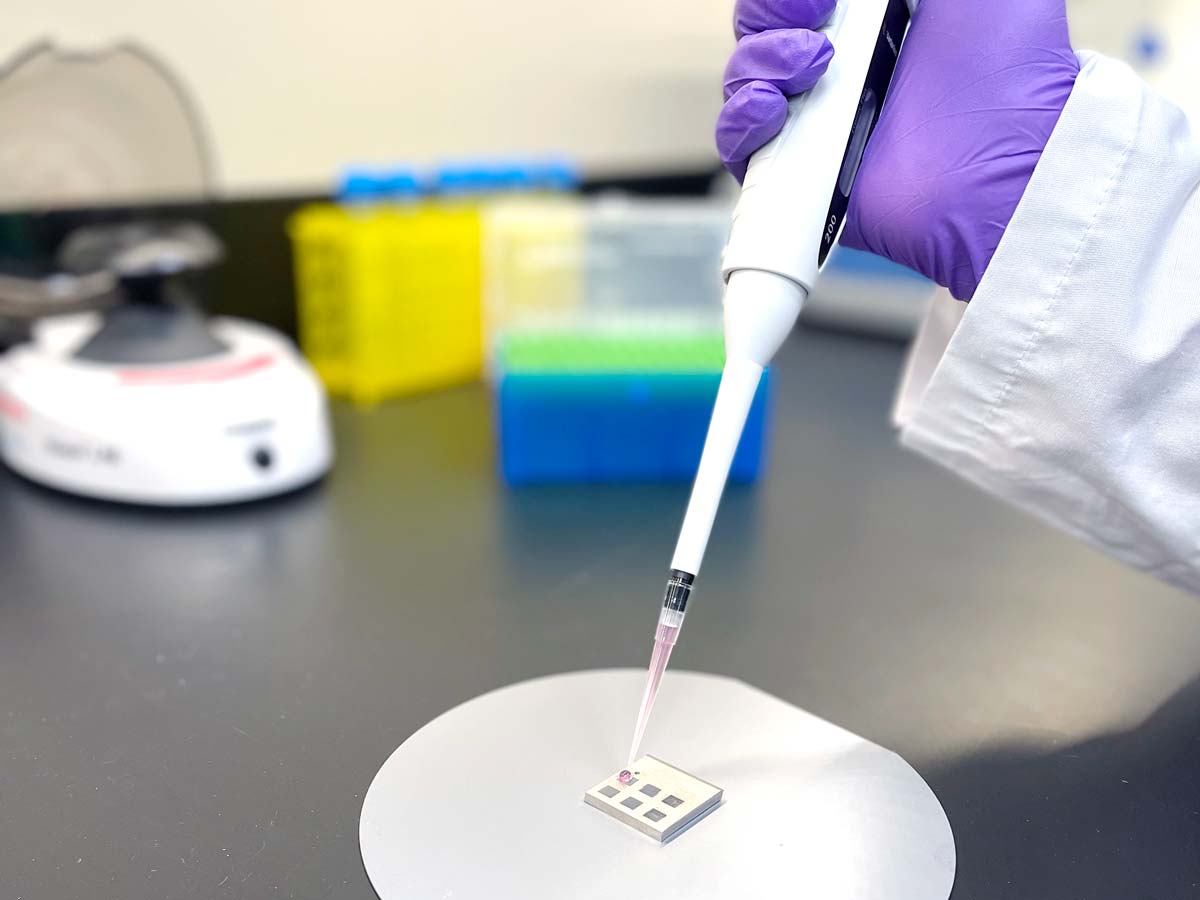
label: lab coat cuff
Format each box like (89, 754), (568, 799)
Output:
(897, 52), (1139, 480)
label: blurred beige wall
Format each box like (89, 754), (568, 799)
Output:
(2, 0), (734, 195)
(2, 0), (1194, 196)
(1070, 0), (1200, 116)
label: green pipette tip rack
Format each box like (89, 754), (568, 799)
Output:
(497, 330), (727, 374)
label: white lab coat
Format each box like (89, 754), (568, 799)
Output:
(893, 51), (1200, 596)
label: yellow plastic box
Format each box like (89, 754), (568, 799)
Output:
(289, 200), (483, 405)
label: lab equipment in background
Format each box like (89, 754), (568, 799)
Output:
(0, 38), (215, 346)
(289, 158), (578, 405)
(483, 193), (730, 357)
(489, 196), (772, 486)
(584, 196), (728, 319)
(289, 168), (480, 405)
(495, 328), (768, 484)
(0, 41), (213, 211)
(482, 193), (583, 372)
(0, 223), (332, 505)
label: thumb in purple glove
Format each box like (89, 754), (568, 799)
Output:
(717, 0), (1080, 301)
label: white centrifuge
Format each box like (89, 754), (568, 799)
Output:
(0, 223), (333, 505)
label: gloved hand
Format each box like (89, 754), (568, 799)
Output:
(717, 0), (1080, 300)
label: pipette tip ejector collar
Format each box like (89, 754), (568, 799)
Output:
(663, 570), (694, 613)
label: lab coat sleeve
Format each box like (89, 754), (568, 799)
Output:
(893, 51), (1200, 595)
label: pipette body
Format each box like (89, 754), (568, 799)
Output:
(627, 0), (919, 766)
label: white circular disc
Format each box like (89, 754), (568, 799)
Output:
(360, 669), (955, 900)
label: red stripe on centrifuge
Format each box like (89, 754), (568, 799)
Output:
(117, 353), (277, 386)
(0, 392), (27, 421)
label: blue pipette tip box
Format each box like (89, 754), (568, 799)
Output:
(495, 331), (770, 486)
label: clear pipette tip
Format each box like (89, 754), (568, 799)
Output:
(627, 634), (676, 765)
(626, 571), (692, 765)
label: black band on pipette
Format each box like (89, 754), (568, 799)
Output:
(662, 569), (694, 612)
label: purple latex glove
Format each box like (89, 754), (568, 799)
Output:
(717, 0), (1080, 300)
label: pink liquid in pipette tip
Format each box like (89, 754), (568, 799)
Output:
(627, 625), (679, 765)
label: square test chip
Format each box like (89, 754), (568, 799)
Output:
(583, 755), (723, 843)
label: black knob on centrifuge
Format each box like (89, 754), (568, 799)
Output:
(251, 447), (274, 471)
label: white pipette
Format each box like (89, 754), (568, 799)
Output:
(628, 0), (920, 766)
